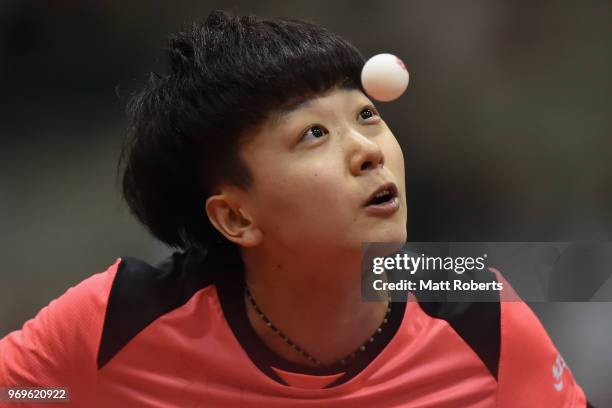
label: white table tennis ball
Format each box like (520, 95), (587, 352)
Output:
(361, 53), (409, 102)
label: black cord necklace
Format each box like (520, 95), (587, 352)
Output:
(244, 285), (391, 367)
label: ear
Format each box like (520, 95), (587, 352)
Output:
(205, 193), (263, 247)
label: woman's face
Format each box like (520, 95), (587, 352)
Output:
(235, 87), (407, 254)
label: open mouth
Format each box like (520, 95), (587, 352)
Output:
(364, 183), (399, 207)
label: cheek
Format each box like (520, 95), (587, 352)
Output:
(252, 163), (350, 236)
(269, 171), (342, 215)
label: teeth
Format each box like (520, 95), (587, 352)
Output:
(375, 189), (389, 198)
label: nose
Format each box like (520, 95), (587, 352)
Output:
(348, 130), (385, 176)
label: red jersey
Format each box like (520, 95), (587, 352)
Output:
(0, 248), (589, 407)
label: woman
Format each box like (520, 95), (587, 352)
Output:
(0, 10), (589, 407)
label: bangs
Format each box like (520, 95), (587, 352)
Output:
(169, 13), (365, 133)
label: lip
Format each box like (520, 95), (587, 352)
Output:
(363, 182), (398, 206)
(363, 182), (400, 216)
(363, 196), (400, 216)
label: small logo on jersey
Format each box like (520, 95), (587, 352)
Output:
(552, 353), (567, 391)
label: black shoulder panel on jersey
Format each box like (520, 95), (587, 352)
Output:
(97, 247), (217, 369)
(417, 267), (501, 380)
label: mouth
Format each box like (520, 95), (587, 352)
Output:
(364, 183), (397, 207)
(362, 183), (400, 216)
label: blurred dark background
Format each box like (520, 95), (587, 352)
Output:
(1, 1), (610, 404)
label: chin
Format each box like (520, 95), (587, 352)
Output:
(363, 227), (407, 244)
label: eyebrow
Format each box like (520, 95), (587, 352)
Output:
(272, 85), (365, 123)
(277, 98), (312, 117)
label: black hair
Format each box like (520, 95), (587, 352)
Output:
(119, 10), (364, 252)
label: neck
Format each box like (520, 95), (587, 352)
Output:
(241, 244), (389, 367)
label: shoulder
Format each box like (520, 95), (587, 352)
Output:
(496, 299), (587, 406)
(0, 258), (120, 388)
(476, 268), (588, 406)
(98, 247), (219, 368)
(1, 248), (219, 384)
(415, 265), (502, 379)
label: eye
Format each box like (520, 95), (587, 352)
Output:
(301, 125), (329, 141)
(358, 106), (380, 122)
